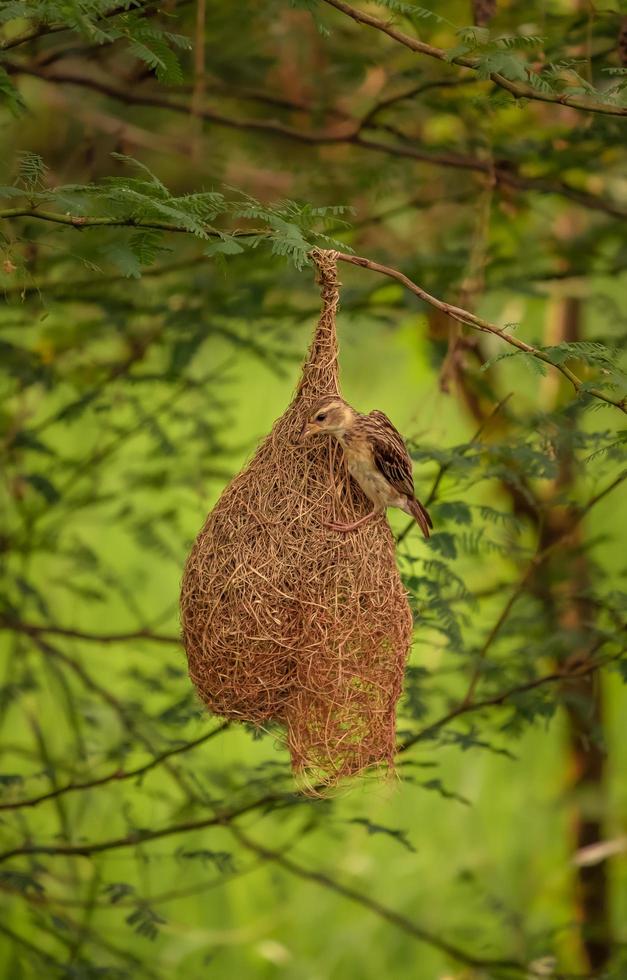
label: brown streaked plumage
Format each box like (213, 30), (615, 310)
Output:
(300, 396), (432, 538)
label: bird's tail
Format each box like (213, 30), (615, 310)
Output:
(407, 497), (433, 539)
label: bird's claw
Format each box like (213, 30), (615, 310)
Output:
(324, 520), (352, 532)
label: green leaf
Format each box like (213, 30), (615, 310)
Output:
(169, 332), (206, 373)
(421, 778), (470, 805)
(0, 184), (28, 198)
(204, 237), (245, 257)
(128, 35), (183, 84)
(125, 904), (166, 941)
(102, 240), (143, 278)
(14, 150), (47, 191)
(373, 0), (451, 26)
(0, 66), (26, 117)
(350, 818), (417, 852)
(427, 532), (457, 559)
(12, 431), (56, 456)
(110, 152), (169, 193)
(476, 51), (528, 82)
(25, 473), (60, 503)
(104, 882), (135, 905)
(456, 25), (490, 45)
(433, 500), (472, 525)
(481, 350), (547, 376)
(444, 43), (473, 62)
(177, 848), (236, 873)
(0, 869), (44, 895)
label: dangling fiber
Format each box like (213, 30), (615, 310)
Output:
(180, 249), (413, 784)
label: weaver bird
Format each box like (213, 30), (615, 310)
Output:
(300, 396), (432, 538)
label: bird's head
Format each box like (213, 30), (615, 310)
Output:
(299, 396), (355, 441)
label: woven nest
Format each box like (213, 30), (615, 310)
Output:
(180, 249), (413, 785)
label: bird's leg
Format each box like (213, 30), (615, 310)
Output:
(325, 508), (380, 532)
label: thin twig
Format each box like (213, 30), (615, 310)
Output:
(29, 635), (196, 799)
(396, 392), (513, 544)
(0, 0), (156, 50)
(4, 61), (625, 219)
(230, 826), (531, 976)
(0, 255), (207, 300)
(319, 0), (627, 117)
(357, 77), (475, 129)
(399, 650), (625, 754)
(0, 206), (264, 237)
(460, 469), (627, 704)
(333, 252), (626, 414)
(0, 724), (227, 812)
(0, 617), (179, 646)
(0, 790), (288, 864)
(0, 653), (622, 865)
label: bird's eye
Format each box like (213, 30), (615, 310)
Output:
(315, 412), (327, 422)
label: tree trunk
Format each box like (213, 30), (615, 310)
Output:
(539, 296), (610, 974)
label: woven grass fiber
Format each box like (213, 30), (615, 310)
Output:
(180, 249), (413, 785)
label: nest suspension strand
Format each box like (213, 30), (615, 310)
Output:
(180, 249), (413, 784)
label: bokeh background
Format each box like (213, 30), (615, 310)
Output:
(1, 1), (626, 977)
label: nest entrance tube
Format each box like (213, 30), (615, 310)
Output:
(180, 249), (413, 785)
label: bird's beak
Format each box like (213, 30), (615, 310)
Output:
(298, 421), (312, 442)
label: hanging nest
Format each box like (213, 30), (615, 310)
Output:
(180, 249), (413, 785)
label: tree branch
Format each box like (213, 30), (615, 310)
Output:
(319, 0), (627, 117)
(0, 789), (289, 864)
(230, 826), (532, 976)
(0, 0), (156, 51)
(357, 77), (476, 129)
(28, 635), (196, 799)
(5, 61), (625, 220)
(0, 255), (207, 300)
(0, 655), (622, 862)
(333, 252), (627, 414)
(397, 392), (514, 545)
(0, 724), (227, 812)
(2, 230), (623, 415)
(458, 468), (627, 704)
(0, 206), (262, 237)
(0, 617), (179, 646)
(1, 466), (623, 825)
(399, 650), (625, 754)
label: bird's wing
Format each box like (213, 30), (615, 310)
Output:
(366, 410), (415, 498)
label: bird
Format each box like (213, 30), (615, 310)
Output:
(299, 396), (432, 538)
